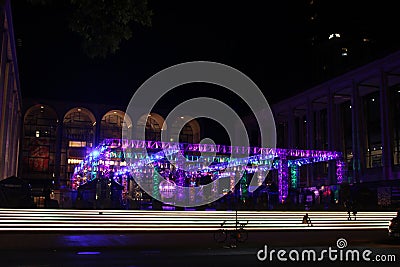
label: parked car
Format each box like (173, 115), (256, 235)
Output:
(388, 211), (400, 238)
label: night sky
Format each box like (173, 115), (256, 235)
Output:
(11, 0), (400, 112)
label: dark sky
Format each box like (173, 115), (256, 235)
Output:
(10, 0), (400, 112)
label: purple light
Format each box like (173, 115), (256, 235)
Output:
(278, 157), (289, 203)
(91, 150), (100, 158)
(73, 139), (344, 203)
(336, 160), (345, 184)
(77, 251), (101, 255)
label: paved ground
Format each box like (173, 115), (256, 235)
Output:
(0, 229), (399, 267)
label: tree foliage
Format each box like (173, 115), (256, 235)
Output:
(28, 0), (153, 58)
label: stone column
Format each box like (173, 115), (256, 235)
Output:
(315, 110), (322, 149)
(287, 106), (295, 149)
(55, 121), (63, 187)
(306, 100), (314, 149)
(351, 81), (365, 183)
(380, 71), (393, 180)
(307, 100), (314, 186)
(95, 118), (101, 147)
(327, 88), (337, 184)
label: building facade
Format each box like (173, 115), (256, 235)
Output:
(0, 0), (22, 180)
(301, 0), (388, 84)
(273, 50), (400, 190)
(21, 98), (201, 190)
(22, 50), (400, 209)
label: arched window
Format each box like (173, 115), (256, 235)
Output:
(170, 117), (200, 144)
(136, 113), (166, 141)
(179, 123), (194, 143)
(100, 110), (132, 141)
(22, 105), (58, 179)
(61, 108), (96, 186)
(146, 117), (161, 141)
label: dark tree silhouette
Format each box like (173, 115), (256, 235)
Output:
(28, 0), (153, 58)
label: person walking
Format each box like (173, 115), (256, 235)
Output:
(302, 213), (312, 226)
(344, 200), (352, 221)
(352, 201), (358, 220)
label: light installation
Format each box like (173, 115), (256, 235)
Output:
(72, 139), (344, 204)
(240, 171), (249, 201)
(290, 165), (299, 189)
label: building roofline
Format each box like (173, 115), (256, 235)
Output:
(272, 49), (400, 111)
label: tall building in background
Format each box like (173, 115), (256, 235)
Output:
(273, 50), (400, 194)
(0, 0), (22, 180)
(301, 0), (397, 85)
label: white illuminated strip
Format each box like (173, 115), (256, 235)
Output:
(0, 209), (395, 232)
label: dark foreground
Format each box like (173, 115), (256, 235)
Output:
(0, 230), (399, 267)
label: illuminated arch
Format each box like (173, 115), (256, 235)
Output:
(22, 104), (58, 179)
(63, 107), (96, 125)
(186, 119), (200, 144)
(61, 107), (96, 185)
(169, 116), (200, 144)
(136, 113), (167, 141)
(100, 110), (132, 141)
(24, 104), (58, 121)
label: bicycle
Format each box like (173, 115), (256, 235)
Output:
(213, 220), (249, 244)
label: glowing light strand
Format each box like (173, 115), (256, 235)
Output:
(72, 139), (344, 202)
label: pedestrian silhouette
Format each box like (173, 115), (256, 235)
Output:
(302, 213), (312, 226)
(352, 202), (358, 220)
(344, 200), (352, 221)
